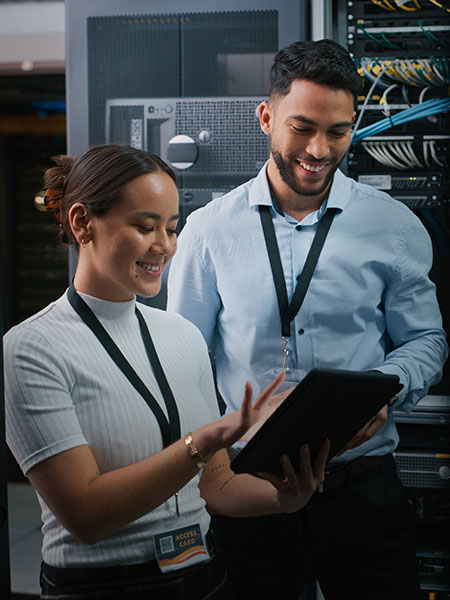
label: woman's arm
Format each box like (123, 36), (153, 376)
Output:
(199, 441), (330, 517)
(27, 440), (202, 545)
(27, 375), (285, 544)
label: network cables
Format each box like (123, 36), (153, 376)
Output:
(352, 96), (450, 143)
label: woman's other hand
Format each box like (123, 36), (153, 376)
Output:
(256, 439), (330, 513)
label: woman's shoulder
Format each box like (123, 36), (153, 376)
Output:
(4, 293), (69, 351)
(137, 304), (207, 346)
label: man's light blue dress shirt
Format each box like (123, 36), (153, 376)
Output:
(167, 164), (448, 463)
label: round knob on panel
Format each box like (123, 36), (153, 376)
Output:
(438, 465), (450, 480)
(167, 135), (198, 170)
(198, 130), (211, 143)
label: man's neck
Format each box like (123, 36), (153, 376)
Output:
(266, 162), (329, 223)
(277, 197), (324, 222)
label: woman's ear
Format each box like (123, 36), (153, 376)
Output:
(69, 203), (91, 247)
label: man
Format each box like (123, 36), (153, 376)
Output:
(167, 39), (448, 600)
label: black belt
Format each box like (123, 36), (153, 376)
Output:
(41, 531), (215, 587)
(318, 454), (393, 494)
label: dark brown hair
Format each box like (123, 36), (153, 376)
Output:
(43, 144), (177, 245)
(270, 39), (362, 105)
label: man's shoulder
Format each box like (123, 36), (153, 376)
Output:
(346, 175), (420, 221)
(350, 176), (404, 206)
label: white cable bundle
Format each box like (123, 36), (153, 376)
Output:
(362, 142), (409, 169)
(429, 140), (445, 167)
(362, 140), (429, 170)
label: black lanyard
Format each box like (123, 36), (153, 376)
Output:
(259, 205), (337, 337)
(67, 285), (181, 448)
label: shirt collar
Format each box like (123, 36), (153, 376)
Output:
(75, 290), (137, 322)
(248, 160), (352, 217)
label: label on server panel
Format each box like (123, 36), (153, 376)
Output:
(130, 119), (143, 150)
(358, 175), (391, 190)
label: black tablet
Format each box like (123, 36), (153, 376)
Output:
(230, 368), (402, 476)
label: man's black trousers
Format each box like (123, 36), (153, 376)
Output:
(212, 454), (420, 600)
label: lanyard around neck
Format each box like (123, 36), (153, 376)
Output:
(259, 205), (337, 338)
(67, 285), (181, 448)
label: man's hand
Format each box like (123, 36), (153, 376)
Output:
(335, 405), (388, 457)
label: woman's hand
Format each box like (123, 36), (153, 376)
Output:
(256, 439), (330, 513)
(239, 383), (295, 442)
(207, 371), (287, 451)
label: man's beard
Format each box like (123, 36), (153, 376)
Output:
(272, 150), (343, 198)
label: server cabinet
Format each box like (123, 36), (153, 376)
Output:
(65, 0), (311, 305)
(343, 0), (450, 395)
(339, 1), (450, 596)
(66, 0), (310, 156)
(394, 397), (450, 597)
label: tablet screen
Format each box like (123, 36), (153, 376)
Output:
(230, 368), (402, 476)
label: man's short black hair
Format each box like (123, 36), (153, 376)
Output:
(270, 39), (362, 104)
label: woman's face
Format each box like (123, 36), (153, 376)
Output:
(80, 171), (179, 302)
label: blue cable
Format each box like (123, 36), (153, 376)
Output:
(352, 97), (450, 143)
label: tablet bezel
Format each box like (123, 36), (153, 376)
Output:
(230, 368), (402, 476)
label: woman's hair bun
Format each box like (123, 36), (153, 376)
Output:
(42, 155), (75, 226)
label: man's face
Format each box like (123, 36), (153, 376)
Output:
(259, 79), (355, 202)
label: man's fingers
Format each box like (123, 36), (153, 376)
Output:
(335, 408), (388, 456)
(337, 426), (366, 455)
(343, 408), (388, 453)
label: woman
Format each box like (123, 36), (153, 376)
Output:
(4, 145), (329, 600)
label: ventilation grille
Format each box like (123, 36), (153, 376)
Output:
(395, 452), (450, 489)
(87, 10), (277, 145)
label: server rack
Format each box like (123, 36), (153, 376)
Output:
(104, 95), (269, 226)
(65, 0), (311, 308)
(344, 0), (449, 390)
(344, 0), (450, 398)
(341, 1), (450, 596)
(394, 396), (450, 598)
(66, 0), (310, 155)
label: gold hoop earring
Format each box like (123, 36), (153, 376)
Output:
(81, 238), (85, 248)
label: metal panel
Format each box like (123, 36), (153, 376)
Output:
(65, 0), (310, 156)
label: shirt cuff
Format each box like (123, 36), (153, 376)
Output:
(369, 365), (407, 410)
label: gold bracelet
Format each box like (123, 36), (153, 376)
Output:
(184, 433), (206, 469)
